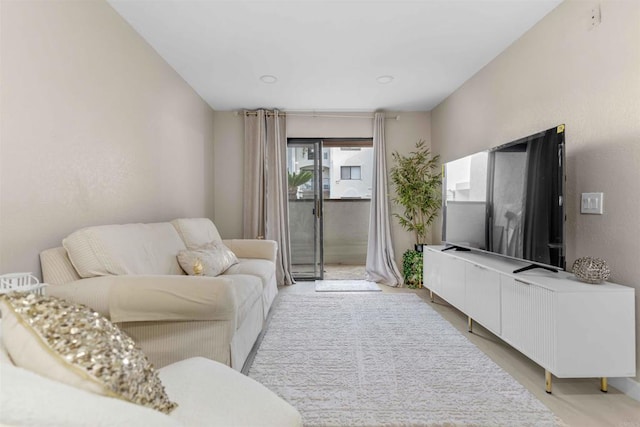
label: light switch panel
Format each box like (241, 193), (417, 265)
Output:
(581, 192), (604, 214)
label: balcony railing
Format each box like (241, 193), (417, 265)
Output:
(289, 199), (370, 265)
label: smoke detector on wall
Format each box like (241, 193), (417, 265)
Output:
(260, 75), (278, 84)
(376, 75), (394, 84)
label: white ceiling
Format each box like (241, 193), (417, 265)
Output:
(108, 0), (562, 112)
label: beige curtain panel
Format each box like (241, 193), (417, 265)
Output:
(366, 112), (403, 286)
(243, 110), (294, 286)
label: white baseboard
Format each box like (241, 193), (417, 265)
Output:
(609, 377), (640, 402)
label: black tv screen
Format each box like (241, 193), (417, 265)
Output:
(442, 125), (565, 270)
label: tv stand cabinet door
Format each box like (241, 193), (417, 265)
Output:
(423, 249), (443, 294)
(554, 291), (636, 377)
(465, 263), (501, 334)
(500, 277), (556, 371)
(441, 255), (466, 312)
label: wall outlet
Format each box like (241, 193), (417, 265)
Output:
(581, 192), (604, 214)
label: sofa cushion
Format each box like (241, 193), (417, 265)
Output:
(224, 258), (275, 291)
(158, 357), (302, 427)
(0, 322), (11, 365)
(177, 242), (239, 277)
(63, 222), (186, 278)
(0, 362), (181, 427)
(171, 218), (222, 250)
(40, 246), (82, 285)
(0, 293), (177, 414)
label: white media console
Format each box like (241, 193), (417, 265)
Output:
(423, 245), (636, 393)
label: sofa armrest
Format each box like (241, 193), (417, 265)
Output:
(223, 239), (277, 263)
(46, 276), (113, 317)
(46, 275), (236, 325)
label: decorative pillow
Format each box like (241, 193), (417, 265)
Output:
(177, 241), (239, 276)
(0, 293), (177, 414)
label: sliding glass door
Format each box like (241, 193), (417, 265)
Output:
(287, 139), (323, 280)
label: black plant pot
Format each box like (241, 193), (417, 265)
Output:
(414, 243), (425, 252)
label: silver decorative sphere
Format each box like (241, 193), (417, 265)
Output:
(572, 257), (610, 284)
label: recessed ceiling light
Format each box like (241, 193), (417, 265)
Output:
(260, 75), (278, 84)
(376, 75), (394, 84)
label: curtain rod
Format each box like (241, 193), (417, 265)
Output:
(237, 111), (400, 120)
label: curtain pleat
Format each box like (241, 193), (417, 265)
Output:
(243, 111), (266, 239)
(244, 110), (295, 285)
(365, 112), (403, 286)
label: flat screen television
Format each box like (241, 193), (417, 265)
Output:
(442, 125), (565, 273)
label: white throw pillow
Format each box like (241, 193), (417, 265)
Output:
(177, 241), (239, 276)
(0, 293), (177, 414)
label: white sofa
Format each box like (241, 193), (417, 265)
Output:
(0, 323), (302, 427)
(40, 218), (278, 370)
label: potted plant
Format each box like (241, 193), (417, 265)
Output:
(402, 250), (423, 289)
(390, 140), (441, 288)
(288, 170), (313, 200)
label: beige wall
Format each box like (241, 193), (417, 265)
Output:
(0, 1), (216, 277)
(212, 112), (244, 238)
(431, 0), (640, 381)
(384, 113), (433, 264)
(211, 111), (431, 268)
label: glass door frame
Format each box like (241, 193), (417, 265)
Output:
(287, 138), (324, 280)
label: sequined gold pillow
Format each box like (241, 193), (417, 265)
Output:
(0, 293), (177, 414)
(177, 240), (239, 276)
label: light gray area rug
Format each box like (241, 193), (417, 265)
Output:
(315, 280), (381, 292)
(248, 294), (562, 427)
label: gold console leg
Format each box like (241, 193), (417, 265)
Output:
(545, 370), (552, 394)
(600, 377), (608, 393)
(429, 290), (434, 303)
(467, 316), (473, 333)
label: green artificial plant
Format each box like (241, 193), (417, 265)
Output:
(390, 140), (442, 245)
(402, 250), (423, 289)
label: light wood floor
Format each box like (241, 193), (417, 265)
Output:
(323, 264), (366, 280)
(279, 281), (640, 427)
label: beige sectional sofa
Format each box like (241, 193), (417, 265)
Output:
(40, 218), (278, 370)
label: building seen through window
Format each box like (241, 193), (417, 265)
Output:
(287, 144), (372, 199)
